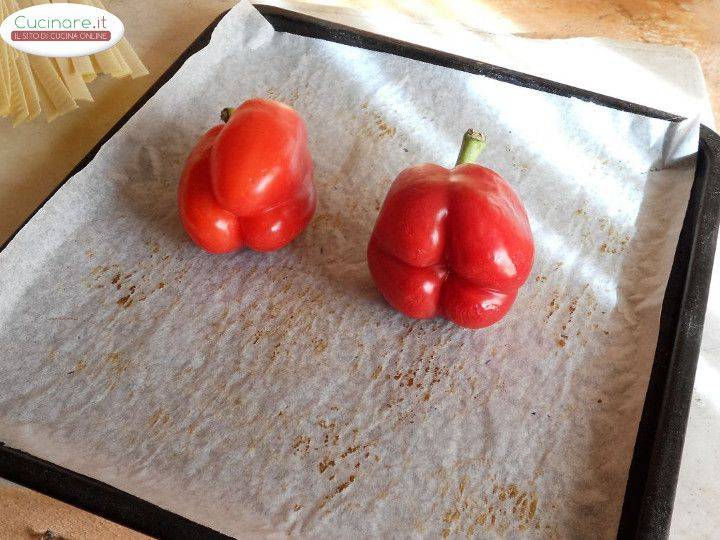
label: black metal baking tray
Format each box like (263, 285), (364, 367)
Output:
(1, 5), (718, 539)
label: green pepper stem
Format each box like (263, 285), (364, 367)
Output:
(220, 107), (236, 123)
(455, 129), (486, 166)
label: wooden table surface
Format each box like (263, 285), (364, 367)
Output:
(0, 0), (717, 537)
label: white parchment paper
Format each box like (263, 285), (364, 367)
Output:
(0, 3), (699, 537)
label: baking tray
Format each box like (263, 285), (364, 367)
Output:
(1, 5), (718, 539)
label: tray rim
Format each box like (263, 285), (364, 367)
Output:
(1, 4), (719, 539)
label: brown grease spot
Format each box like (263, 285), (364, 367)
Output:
(68, 359), (87, 374)
(336, 475), (355, 493)
(292, 435), (310, 454)
(373, 112), (396, 138)
(107, 352), (130, 375)
(443, 509), (461, 523)
(442, 479), (542, 535)
(313, 339), (328, 353)
(319, 457), (335, 473)
(547, 297), (560, 320)
(340, 446), (359, 459)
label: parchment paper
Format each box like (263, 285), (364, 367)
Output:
(0, 2), (699, 537)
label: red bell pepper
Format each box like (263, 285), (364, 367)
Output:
(368, 130), (534, 329)
(178, 98), (316, 253)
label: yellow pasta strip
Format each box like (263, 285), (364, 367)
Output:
(2, 0), (28, 125)
(50, 0), (96, 83)
(2, 0), (32, 124)
(35, 75), (60, 122)
(0, 2), (9, 113)
(44, 2), (98, 88)
(55, 58), (93, 102)
(17, 52), (40, 121)
(90, 55), (102, 75)
(92, 48), (122, 76)
(89, 0), (148, 79)
(29, 56), (76, 114)
(116, 38), (149, 79)
(8, 51), (29, 126)
(74, 0), (116, 77)
(71, 56), (96, 82)
(0, 62), (9, 117)
(0, 5), (11, 116)
(1, 0), (26, 123)
(111, 47), (132, 78)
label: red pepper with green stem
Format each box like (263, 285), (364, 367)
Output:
(368, 130), (534, 329)
(178, 98), (316, 254)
